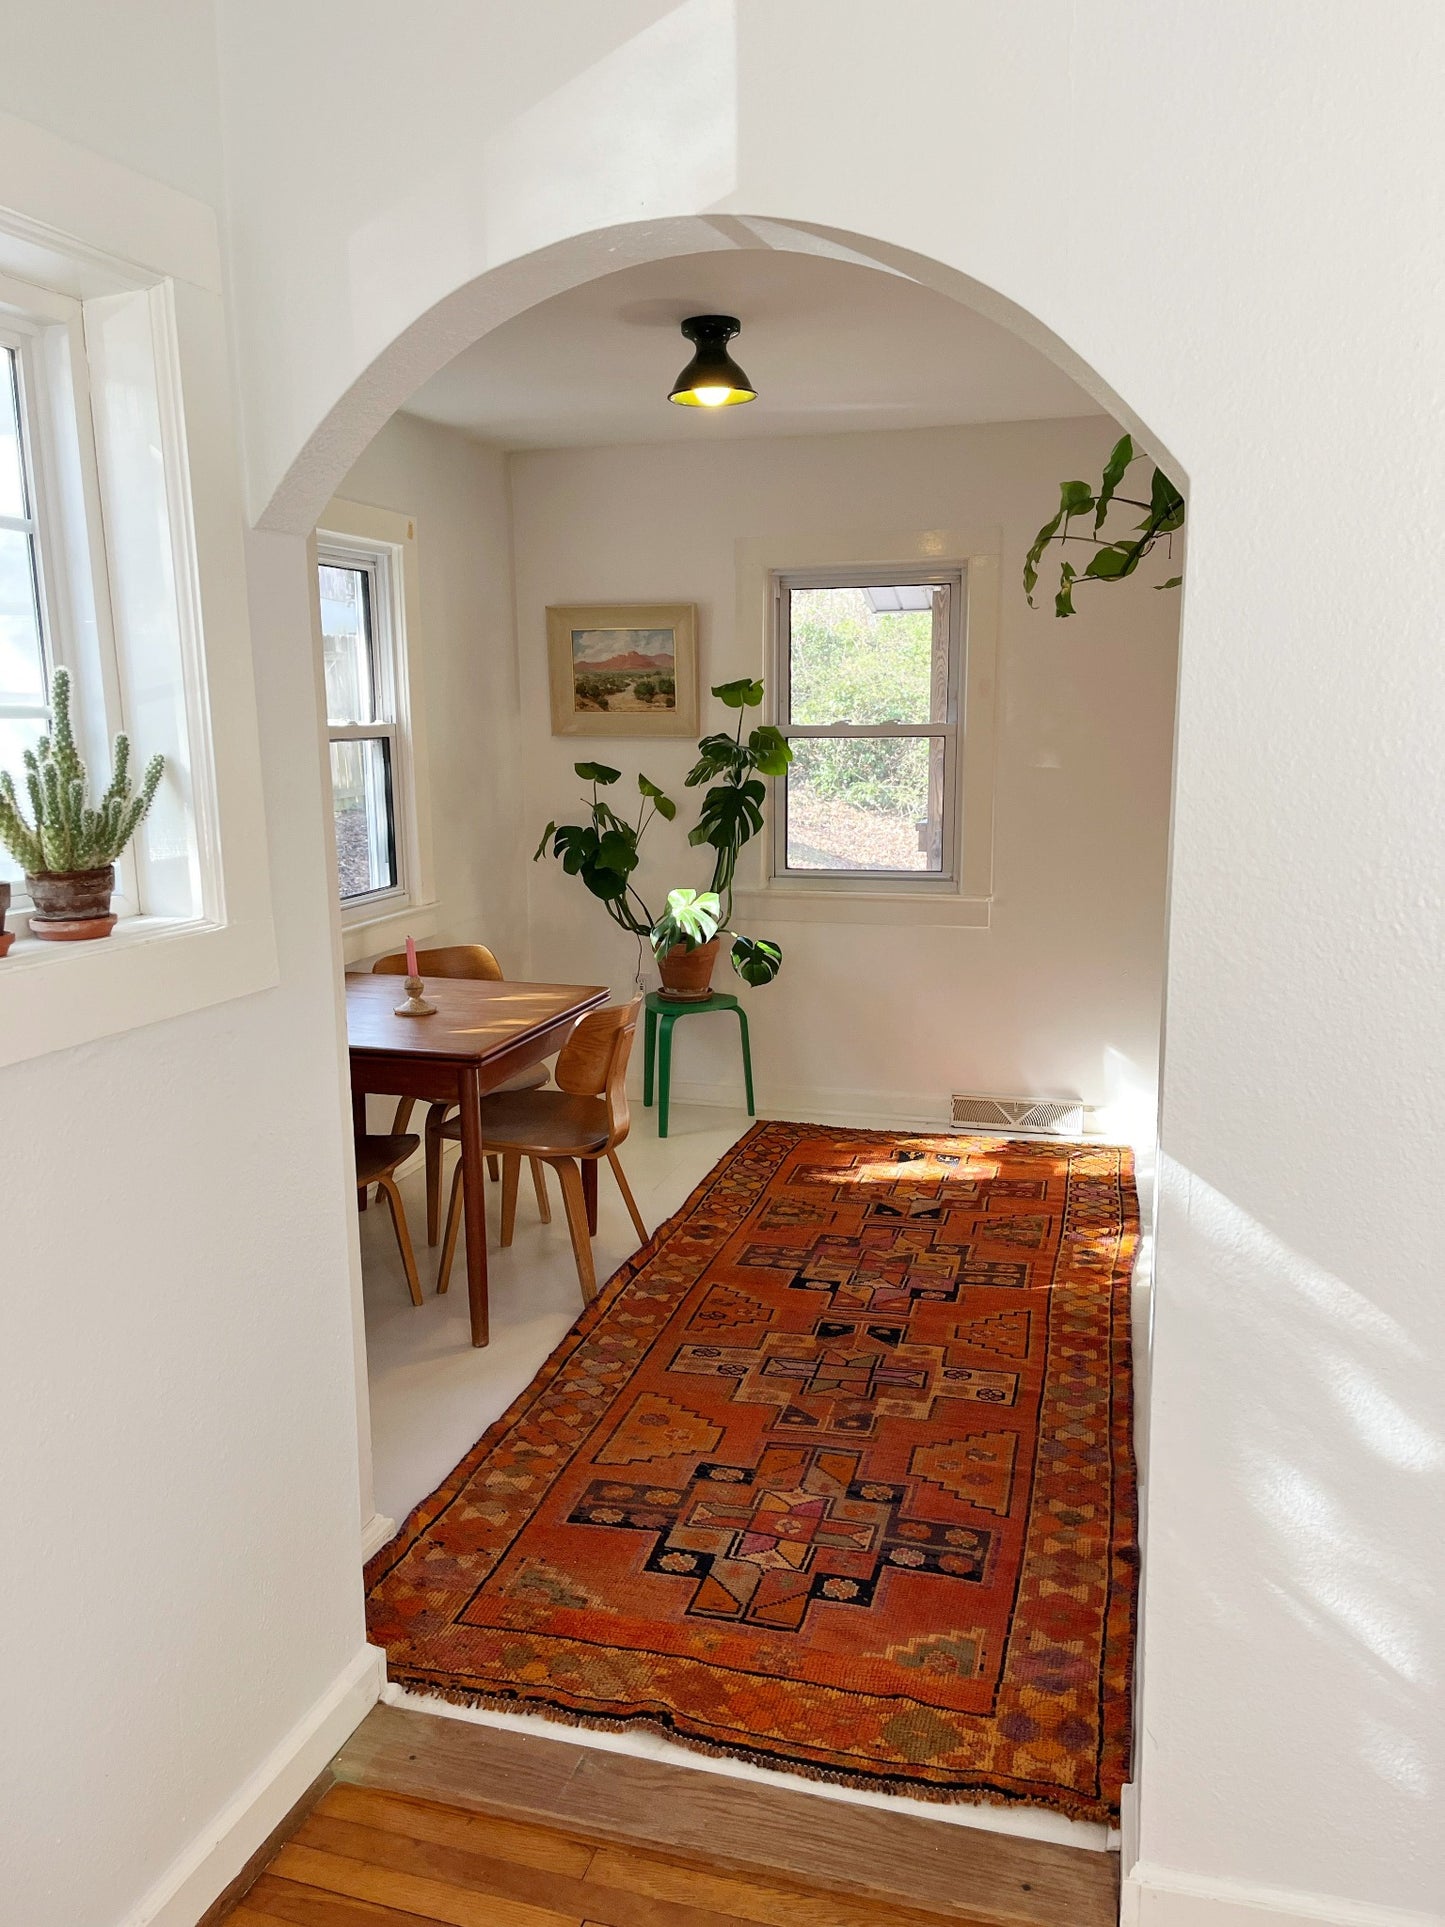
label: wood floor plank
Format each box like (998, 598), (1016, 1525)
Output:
(332, 1705), (1116, 1927)
(291, 1810), (796, 1927)
(586, 1845), (953, 1927)
(246, 1873), (460, 1926)
(270, 1841), (583, 1927)
(317, 1784), (595, 1877)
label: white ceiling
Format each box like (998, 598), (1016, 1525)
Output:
(402, 250), (1102, 450)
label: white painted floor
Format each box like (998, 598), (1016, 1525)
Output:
(359, 1101), (1129, 1853)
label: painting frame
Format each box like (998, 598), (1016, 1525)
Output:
(546, 602), (699, 737)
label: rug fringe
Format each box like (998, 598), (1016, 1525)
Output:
(385, 1674), (1120, 1826)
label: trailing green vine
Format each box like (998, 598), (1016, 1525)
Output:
(1025, 434), (1185, 616)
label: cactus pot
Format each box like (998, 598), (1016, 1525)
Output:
(25, 864), (117, 941)
(0, 880), (11, 958)
(656, 935), (720, 1001)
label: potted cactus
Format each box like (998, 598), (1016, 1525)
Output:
(0, 666), (165, 942)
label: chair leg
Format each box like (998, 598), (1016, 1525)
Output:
(377, 1173), (424, 1307)
(500, 1151), (521, 1247)
(554, 1157), (598, 1304)
(529, 1156), (552, 1223)
(582, 1157), (599, 1235)
(607, 1150), (648, 1247)
(437, 1162), (463, 1295)
(390, 1097), (416, 1136)
(488, 1154), (501, 1183)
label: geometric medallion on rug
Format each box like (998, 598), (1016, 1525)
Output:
(366, 1123), (1139, 1821)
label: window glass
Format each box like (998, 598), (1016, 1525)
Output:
(0, 348), (27, 521)
(330, 736), (396, 899)
(788, 583), (948, 727)
(0, 526), (45, 707)
(319, 563), (376, 726)
(784, 736), (944, 873)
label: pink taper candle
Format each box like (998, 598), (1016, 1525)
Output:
(405, 936), (419, 978)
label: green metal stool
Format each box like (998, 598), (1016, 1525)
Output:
(643, 990), (754, 1138)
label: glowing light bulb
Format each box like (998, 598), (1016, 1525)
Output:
(692, 386), (730, 407)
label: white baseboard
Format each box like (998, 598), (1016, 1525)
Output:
(360, 1510), (397, 1561)
(1123, 1864), (1441, 1927)
(658, 1076), (951, 1131)
(121, 1642), (385, 1927)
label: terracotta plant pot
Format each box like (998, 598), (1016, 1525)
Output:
(656, 935), (720, 1001)
(0, 880), (11, 958)
(26, 864), (117, 942)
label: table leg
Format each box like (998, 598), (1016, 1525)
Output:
(456, 1065), (489, 1347)
(352, 1090), (368, 1209)
(582, 1156), (599, 1235)
(658, 1011), (673, 1139)
(643, 1003), (656, 1108)
(735, 1006), (755, 1117)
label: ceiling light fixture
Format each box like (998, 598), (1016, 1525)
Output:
(669, 314), (757, 408)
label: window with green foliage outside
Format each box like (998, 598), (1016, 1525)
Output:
(772, 569), (962, 881)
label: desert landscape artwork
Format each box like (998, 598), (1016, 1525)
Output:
(547, 602), (698, 736)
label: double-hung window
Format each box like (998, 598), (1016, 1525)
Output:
(0, 336), (51, 891)
(318, 543), (408, 914)
(772, 566), (964, 885)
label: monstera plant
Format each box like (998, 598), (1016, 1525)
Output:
(536, 678), (790, 998)
(1025, 434), (1185, 616)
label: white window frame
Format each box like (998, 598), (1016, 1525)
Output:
(0, 282), (143, 920)
(731, 527), (999, 931)
(0, 115), (278, 1070)
(771, 563), (965, 890)
(313, 500), (435, 962)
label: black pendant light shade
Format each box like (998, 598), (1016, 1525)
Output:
(669, 314), (757, 408)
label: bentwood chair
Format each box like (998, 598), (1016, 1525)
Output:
(371, 945), (553, 1242)
(355, 1131), (424, 1307)
(438, 998), (648, 1305)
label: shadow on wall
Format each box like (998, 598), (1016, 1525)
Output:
(1145, 1157), (1440, 1864)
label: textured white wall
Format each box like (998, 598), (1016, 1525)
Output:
(511, 417), (1177, 1126)
(215, 4), (1445, 1919)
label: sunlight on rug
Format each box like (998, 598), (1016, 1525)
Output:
(366, 1123), (1139, 1821)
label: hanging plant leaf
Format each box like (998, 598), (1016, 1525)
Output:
(1059, 479), (1094, 518)
(1055, 561), (1077, 617)
(1024, 508), (1063, 600)
(533, 819), (556, 861)
(1156, 575), (1184, 590)
(1144, 464), (1186, 533)
(1093, 434), (1135, 530)
(1084, 543), (1140, 580)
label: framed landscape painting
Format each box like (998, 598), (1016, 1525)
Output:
(547, 602), (699, 737)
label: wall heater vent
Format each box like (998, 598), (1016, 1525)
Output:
(950, 1094), (1085, 1136)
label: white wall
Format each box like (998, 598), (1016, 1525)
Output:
(0, 21), (375, 1927)
(215, 4), (1445, 1922)
(337, 412), (528, 957)
(512, 417), (1177, 1126)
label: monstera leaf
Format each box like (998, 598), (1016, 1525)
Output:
(730, 934), (783, 985)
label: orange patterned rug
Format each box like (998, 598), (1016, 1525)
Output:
(366, 1124), (1139, 1820)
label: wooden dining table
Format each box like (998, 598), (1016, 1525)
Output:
(346, 972), (608, 1346)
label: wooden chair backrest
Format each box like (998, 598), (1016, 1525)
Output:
(372, 943), (505, 981)
(554, 998), (641, 1148)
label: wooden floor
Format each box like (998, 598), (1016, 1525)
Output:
(215, 1703), (1118, 1927)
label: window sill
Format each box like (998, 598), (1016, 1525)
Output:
(732, 888), (991, 929)
(0, 910), (277, 1069)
